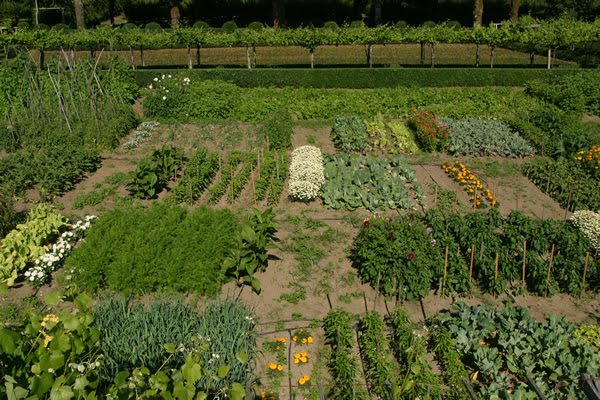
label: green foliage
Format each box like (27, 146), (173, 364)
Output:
(0, 190), (21, 239)
(134, 68), (588, 89)
(127, 145), (185, 199)
(331, 115), (370, 152)
(67, 204), (240, 295)
(142, 80), (537, 122)
(441, 117), (535, 157)
(258, 110), (293, 150)
(574, 325), (600, 352)
(0, 204), (68, 286)
(0, 295), (248, 399)
(173, 148), (220, 204)
(323, 308), (368, 400)
(0, 57), (138, 152)
(221, 20), (238, 32)
(408, 109), (449, 152)
(254, 151), (288, 205)
(525, 71), (600, 115)
(351, 214), (441, 302)
(0, 146), (101, 197)
(365, 115), (419, 154)
(524, 158), (600, 212)
(321, 154), (425, 211)
(433, 303), (600, 399)
(386, 308), (444, 399)
(440, 208), (599, 296)
(94, 297), (203, 380)
(224, 208), (279, 294)
(357, 311), (400, 399)
(207, 151), (243, 204)
(429, 325), (470, 399)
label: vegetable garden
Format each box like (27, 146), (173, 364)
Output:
(1, 31), (599, 399)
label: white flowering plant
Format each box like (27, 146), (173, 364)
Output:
(25, 215), (98, 286)
(571, 210), (600, 252)
(142, 74), (191, 119)
(288, 145), (325, 202)
(122, 121), (160, 150)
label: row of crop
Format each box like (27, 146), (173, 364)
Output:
(4, 18), (598, 55)
(352, 208), (599, 300)
(430, 302), (600, 399)
(524, 153), (600, 212)
(126, 146), (288, 206)
(142, 78), (538, 122)
(0, 295), (253, 399)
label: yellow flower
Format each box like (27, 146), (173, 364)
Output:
(307, 336), (313, 343)
(299, 378), (306, 385)
(268, 362), (277, 370)
(292, 336), (298, 342)
(277, 364), (283, 371)
(41, 314), (59, 328)
(42, 331), (53, 347)
(301, 338), (307, 344)
(294, 359), (299, 364)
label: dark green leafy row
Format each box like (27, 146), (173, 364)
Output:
(0, 146), (101, 197)
(173, 148), (220, 204)
(228, 153), (257, 203)
(207, 151), (243, 204)
(135, 68), (586, 89)
(386, 308), (444, 399)
(357, 311), (399, 399)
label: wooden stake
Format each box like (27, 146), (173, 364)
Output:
(433, 185), (438, 209)
(522, 239), (527, 287)
(442, 245), (449, 297)
(580, 252), (589, 298)
(469, 244), (475, 283)
(544, 244), (555, 298)
(494, 253), (499, 300)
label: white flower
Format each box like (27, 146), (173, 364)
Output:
(153, 77), (158, 82)
(168, 74), (172, 78)
(161, 74), (165, 79)
(162, 96), (166, 100)
(148, 84), (153, 89)
(288, 145), (325, 202)
(571, 210), (600, 252)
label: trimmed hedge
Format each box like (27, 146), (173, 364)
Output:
(135, 68), (585, 89)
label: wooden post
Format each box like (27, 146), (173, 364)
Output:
(580, 253), (589, 298)
(525, 375), (549, 400)
(522, 239), (527, 288)
(469, 244), (475, 283)
(494, 253), (499, 300)
(287, 329), (293, 400)
(544, 244), (555, 298)
(461, 377), (479, 400)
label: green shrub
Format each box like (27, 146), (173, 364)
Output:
(144, 21), (163, 31)
(0, 189), (21, 239)
(528, 105), (590, 158)
(135, 68), (585, 89)
(408, 109), (449, 152)
(525, 71), (600, 115)
(0, 146), (101, 197)
(258, 110), (293, 150)
(67, 204), (240, 295)
(221, 20), (238, 32)
(94, 297), (203, 380)
(193, 20), (210, 29)
(366, 115), (419, 154)
(127, 145), (185, 199)
(331, 115), (370, 152)
(247, 21), (264, 30)
(441, 117), (535, 157)
(524, 158), (600, 212)
(323, 21), (339, 30)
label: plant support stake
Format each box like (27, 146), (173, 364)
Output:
(544, 244), (555, 298)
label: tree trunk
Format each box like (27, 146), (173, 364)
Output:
(187, 46), (192, 69)
(34, 0), (39, 25)
(196, 45), (201, 67)
(490, 46), (495, 68)
(39, 49), (44, 69)
(129, 46), (135, 69)
(252, 45), (257, 67)
(510, 0), (520, 21)
(547, 47), (552, 69)
(310, 50), (314, 69)
(420, 42), (425, 65)
(529, 51), (535, 66)
(74, 0), (85, 29)
(366, 44), (372, 68)
(430, 43), (435, 68)
(373, 0), (382, 26)
(109, 0), (115, 26)
(245, 46), (251, 69)
(140, 45), (145, 67)
(272, 0), (286, 28)
(170, 4), (181, 28)
(473, 0), (484, 27)
(476, 43), (480, 67)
